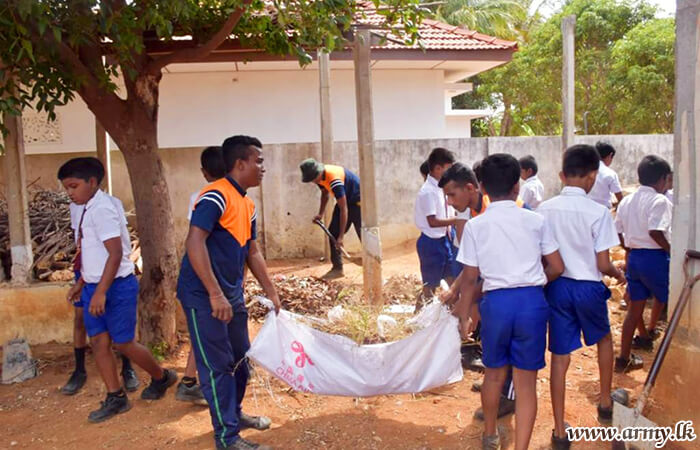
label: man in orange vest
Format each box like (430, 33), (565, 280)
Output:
(300, 158), (361, 279)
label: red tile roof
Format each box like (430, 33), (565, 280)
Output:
(355, 1), (518, 51)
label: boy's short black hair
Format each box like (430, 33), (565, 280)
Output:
(57, 157), (105, 183)
(221, 135), (262, 172)
(428, 147), (455, 171)
(563, 144), (600, 177)
(638, 155), (672, 186)
(472, 160), (483, 183)
(518, 155), (538, 175)
(480, 153), (520, 198)
(420, 160), (429, 177)
(596, 141), (616, 159)
(200, 146), (226, 179)
(438, 162), (478, 188)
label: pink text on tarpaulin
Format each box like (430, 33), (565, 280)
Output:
(275, 360), (315, 392)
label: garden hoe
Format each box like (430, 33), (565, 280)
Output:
(313, 218), (363, 265)
(612, 249), (700, 449)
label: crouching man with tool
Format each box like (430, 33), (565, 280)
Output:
(300, 158), (361, 279)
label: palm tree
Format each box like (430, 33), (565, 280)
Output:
(433, 0), (526, 39)
(430, 0), (550, 42)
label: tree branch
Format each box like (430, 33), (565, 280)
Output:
(145, 0), (254, 75)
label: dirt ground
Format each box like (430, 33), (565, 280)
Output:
(0, 241), (663, 449)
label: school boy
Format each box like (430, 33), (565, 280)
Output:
(62, 160), (139, 395)
(414, 148), (459, 307)
(440, 163), (517, 421)
(518, 155), (544, 209)
(178, 135), (281, 450)
(177, 146), (228, 406)
(299, 158), (362, 279)
(614, 155), (673, 373)
(588, 142), (624, 208)
(450, 154), (564, 450)
(537, 145), (626, 448)
(59, 158), (177, 423)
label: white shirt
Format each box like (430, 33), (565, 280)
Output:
(588, 161), (622, 208)
(615, 186), (672, 249)
(666, 189), (674, 203)
(457, 200), (559, 292)
(71, 190), (134, 283)
(187, 190), (200, 220)
(519, 175), (544, 209)
(414, 175), (454, 239)
(537, 187), (619, 281)
(452, 208), (471, 248)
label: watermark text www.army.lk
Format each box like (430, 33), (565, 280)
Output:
(566, 421), (697, 448)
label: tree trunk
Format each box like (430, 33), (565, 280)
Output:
(500, 99), (512, 136)
(119, 127), (179, 349)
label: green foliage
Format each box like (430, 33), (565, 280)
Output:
(434, 0), (527, 40)
(0, 0), (427, 141)
(607, 17), (675, 133)
(148, 340), (169, 362)
(445, 0), (673, 136)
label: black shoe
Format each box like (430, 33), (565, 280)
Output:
(648, 328), (662, 340)
(615, 354), (644, 373)
(141, 368), (177, 400)
(88, 393), (131, 423)
(122, 368), (140, 392)
(61, 370), (87, 396)
(321, 267), (344, 280)
(216, 437), (272, 450)
(175, 381), (208, 406)
(551, 423), (572, 450)
(598, 404), (613, 424)
(471, 381), (482, 393)
(474, 397), (515, 421)
(632, 335), (654, 351)
(240, 412), (272, 430)
(461, 344), (485, 373)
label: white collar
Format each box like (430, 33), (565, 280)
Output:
(427, 175), (440, 187)
(525, 175), (539, 183)
(486, 199), (518, 210)
(638, 185), (659, 195)
(85, 189), (105, 209)
(561, 186), (587, 196)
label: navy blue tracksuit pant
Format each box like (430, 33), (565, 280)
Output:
(186, 308), (250, 448)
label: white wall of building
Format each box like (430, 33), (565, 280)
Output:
(23, 65), (466, 155)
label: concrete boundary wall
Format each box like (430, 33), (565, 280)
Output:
(0, 134), (673, 260)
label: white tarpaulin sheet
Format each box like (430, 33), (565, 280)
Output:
(247, 299), (463, 397)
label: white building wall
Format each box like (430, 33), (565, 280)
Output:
(24, 66), (463, 155)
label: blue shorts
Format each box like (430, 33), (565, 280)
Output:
(81, 275), (139, 344)
(417, 234), (458, 288)
(626, 249), (670, 304)
(545, 277), (611, 355)
(73, 270), (84, 308)
(480, 286), (549, 371)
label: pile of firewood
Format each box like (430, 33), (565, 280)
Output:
(0, 189), (140, 282)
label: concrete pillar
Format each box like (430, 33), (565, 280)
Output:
(652, 0), (700, 428)
(319, 51), (334, 258)
(2, 78), (33, 284)
(95, 119), (112, 194)
(319, 51), (334, 163)
(353, 28), (383, 304)
(561, 15), (576, 152)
